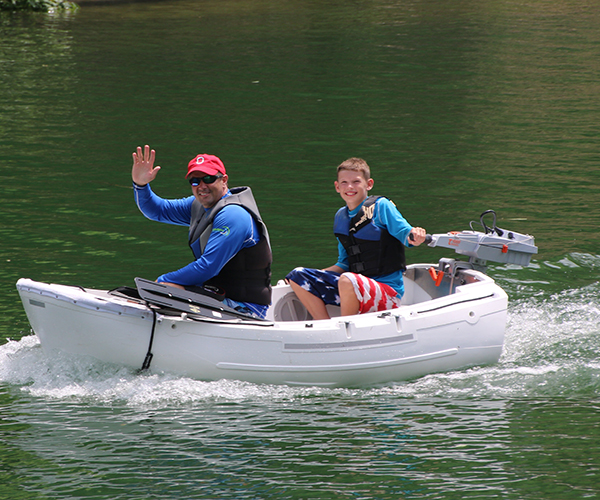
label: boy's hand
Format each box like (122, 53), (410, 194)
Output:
(409, 227), (427, 245)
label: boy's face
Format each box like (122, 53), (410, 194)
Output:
(335, 169), (374, 210)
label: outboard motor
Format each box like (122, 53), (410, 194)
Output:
(428, 210), (538, 274)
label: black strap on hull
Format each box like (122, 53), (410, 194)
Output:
(139, 308), (157, 372)
(133, 278), (271, 373)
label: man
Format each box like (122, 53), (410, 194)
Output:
(132, 145), (272, 318)
(286, 157), (426, 319)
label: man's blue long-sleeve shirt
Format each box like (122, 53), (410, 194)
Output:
(133, 183), (262, 287)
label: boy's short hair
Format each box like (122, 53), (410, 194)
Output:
(337, 157), (371, 180)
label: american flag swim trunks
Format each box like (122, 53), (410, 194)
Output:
(285, 267), (401, 314)
(342, 272), (402, 314)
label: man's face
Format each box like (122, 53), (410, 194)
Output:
(188, 173), (229, 208)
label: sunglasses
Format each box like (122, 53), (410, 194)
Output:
(188, 174), (223, 186)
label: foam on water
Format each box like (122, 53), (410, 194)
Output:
(0, 335), (352, 405)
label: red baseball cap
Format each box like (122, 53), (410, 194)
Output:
(186, 154), (226, 178)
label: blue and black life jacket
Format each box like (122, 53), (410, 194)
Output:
(334, 196), (406, 277)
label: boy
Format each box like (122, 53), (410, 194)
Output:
(286, 157), (427, 319)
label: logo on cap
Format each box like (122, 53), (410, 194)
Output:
(196, 156), (205, 164)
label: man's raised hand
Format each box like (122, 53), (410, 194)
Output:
(132, 144), (161, 186)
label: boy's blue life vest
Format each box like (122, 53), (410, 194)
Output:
(334, 196), (406, 277)
(188, 186), (272, 305)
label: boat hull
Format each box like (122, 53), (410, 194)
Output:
(16, 266), (508, 387)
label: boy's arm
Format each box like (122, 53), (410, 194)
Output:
(327, 240), (349, 273)
(321, 241), (348, 274)
(324, 264), (346, 273)
(374, 198), (426, 245)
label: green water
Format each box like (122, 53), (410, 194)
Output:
(1, 0), (599, 498)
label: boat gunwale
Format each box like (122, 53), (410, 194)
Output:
(16, 265), (507, 330)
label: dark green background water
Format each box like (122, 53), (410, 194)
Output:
(1, 1), (599, 498)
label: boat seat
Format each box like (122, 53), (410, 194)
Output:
(273, 292), (313, 322)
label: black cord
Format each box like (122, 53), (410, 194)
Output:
(139, 307), (157, 372)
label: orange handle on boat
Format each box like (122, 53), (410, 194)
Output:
(435, 270), (444, 287)
(428, 267), (438, 281)
(428, 267), (444, 286)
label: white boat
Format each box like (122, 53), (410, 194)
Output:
(16, 212), (537, 388)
